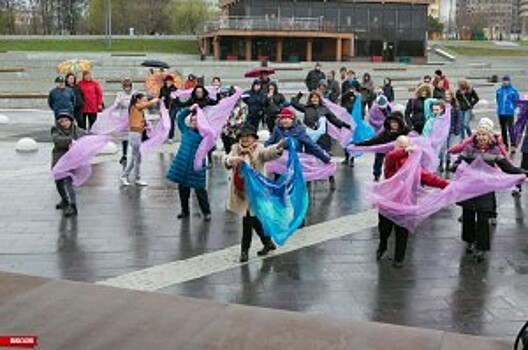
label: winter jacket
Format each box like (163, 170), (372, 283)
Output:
(356, 113), (410, 146)
(432, 75), (450, 98)
(360, 80), (375, 104)
(384, 148), (449, 188)
(496, 85), (520, 116)
(51, 124), (88, 168)
(448, 134), (510, 162)
(341, 77), (359, 94)
(68, 84), (84, 116)
(242, 84), (266, 125)
(404, 97), (427, 131)
(326, 79), (341, 103)
(262, 83), (286, 123)
(166, 108), (207, 189)
(159, 85), (178, 110)
(48, 87), (75, 118)
(456, 88), (479, 111)
(305, 69), (326, 91)
(383, 80), (395, 102)
(115, 90), (137, 113)
(223, 143), (282, 215)
(291, 93), (350, 130)
(78, 80), (103, 114)
(265, 123), (331, 164)
(129, 99), (158, 133)
(456, 141), (525, 211)
(258, 77), (273, 95)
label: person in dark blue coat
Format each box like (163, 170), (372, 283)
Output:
(167, 105), (211, 221)
(48, 76), (75, 119)
(265, 108), (331, 165)
(242, 80), (265, 129)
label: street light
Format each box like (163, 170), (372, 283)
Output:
(105, 0), (112, 49)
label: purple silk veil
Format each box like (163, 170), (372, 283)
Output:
(511, 100), (528, 146)
(368, 149), (525, 232)
(140, 104), (170, 156)
(368, 105), (385, 133)
(323, 98), (354, 147)
(193, 88), (243, 170)
(51, 135), (112, 186)
(347, 105), (452, 172)
(266, 151), (337, 181)
(90, 103), (129, 135)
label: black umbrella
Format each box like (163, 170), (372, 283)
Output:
(141, 60), (170, 69)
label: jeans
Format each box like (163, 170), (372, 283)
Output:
(122, 132), (142, 180)
(178, 185), (211, 215)
(168, 107), (178, 140)
(461, 110), (472, 139)
(499, 115), (514, 148)
(462, 208), (491, 251)
(373, 153), (385, 178)
(378, 214), (409, 263)
(55, 177), (76, 205)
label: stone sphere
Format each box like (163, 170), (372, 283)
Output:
(16, 138), (38, 152)
(99, 141), (118, 155)
(0, 114), (9, 124)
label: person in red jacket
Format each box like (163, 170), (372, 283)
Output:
(378, 135), (449, 268)
(78, 71), (103, 130)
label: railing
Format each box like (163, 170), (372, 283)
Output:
(202, 16), (332, 33)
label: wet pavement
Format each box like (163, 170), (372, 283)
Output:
(0, 109), (528, 340)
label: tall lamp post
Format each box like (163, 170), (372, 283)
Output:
(105, 0), (112, 49)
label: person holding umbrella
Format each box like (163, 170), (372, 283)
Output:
(78, 71), (103, 130)
(305, 62), (325, 92)
(159, 75), (179, 143)
(65, 73), (84, 127)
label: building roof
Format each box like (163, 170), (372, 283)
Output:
(219, 0), (434, 7)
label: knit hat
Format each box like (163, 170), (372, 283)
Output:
(477, 117), (494, 134)
(237, 125), (259, 140)
(55, 76), (65, 83)
(56, 111), (74, 121)
(502, 75), (511, 81)
(374, 95), (389, 109)
(278, 108), (295, 120)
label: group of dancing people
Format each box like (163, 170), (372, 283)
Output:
(48, 64), (528, 266)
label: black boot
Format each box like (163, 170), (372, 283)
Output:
(63, 205), (77, 217)
(257, 239), (276, 256)
(55, 200), (68, 210)
(119, 156), (127, 166)
(329, 176), (336, 191)
(239, 250), (249, 263)
(376, 248), (386, 261)
(177, 212), (189, 219)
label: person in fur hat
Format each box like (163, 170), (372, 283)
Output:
(223, 125), (285, 262)
(404, 83), (432, 134)
(51, 111), (88, 217)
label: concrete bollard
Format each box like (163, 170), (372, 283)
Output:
(0, 114), (10, 124)
(16, 138), (38, 152)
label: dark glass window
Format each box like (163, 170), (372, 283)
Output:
(397, 40), (425, 56)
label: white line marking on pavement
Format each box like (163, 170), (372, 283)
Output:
(97, 209), (378, 292)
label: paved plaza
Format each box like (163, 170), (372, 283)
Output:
(0, 109), (527, 344)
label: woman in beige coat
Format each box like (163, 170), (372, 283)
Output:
(223, 125), (285, 262)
